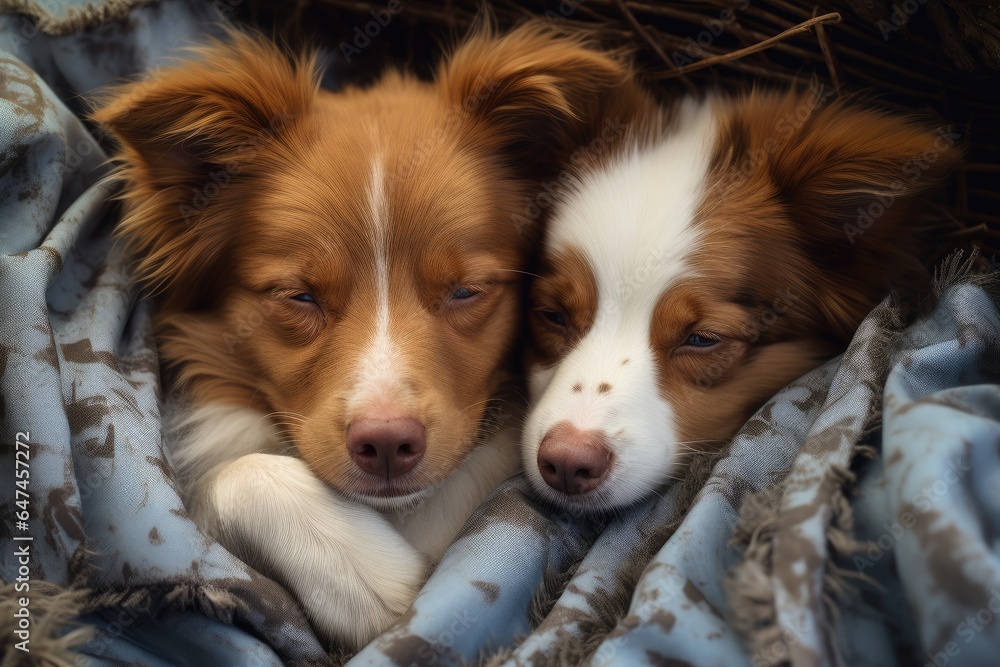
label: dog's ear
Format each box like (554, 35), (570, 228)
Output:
(91, 31), (318, 180)
(90, 31), (318, 301)
(763, 93), (963, 337)
(92, 31), (317, 185)
(438, 23), (633, 176)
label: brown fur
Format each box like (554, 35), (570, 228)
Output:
(530, 88), (962, 453)
(529, 245), (599, 368)
(91, 26), (630, 495)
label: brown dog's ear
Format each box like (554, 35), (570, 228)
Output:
(91, 30), (318, 179)
(90, 31), (318, 301)
(92, 31), (317, 184)
(763, 93), (963, 337)
(438, 23), (632, 175)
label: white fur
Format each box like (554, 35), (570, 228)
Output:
(390, 422), (521, 558)
(166, 401), (518, 649)
(165, 402), (284, 488)
(207, 452), (428, 649)
(523, 99), (717, 511)
(350, 157), (409, 416)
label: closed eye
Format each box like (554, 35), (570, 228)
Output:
(684, 332), (720, 348)
(448, 285), (490, 307)
(540, 309), (566, 327)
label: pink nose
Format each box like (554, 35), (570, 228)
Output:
(537, 422), (613, 495)
(346, 417), (426, 480)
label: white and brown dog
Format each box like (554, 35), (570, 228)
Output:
(523, 88), (960, 513)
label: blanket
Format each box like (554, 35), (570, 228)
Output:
(1, 2), (999, 665)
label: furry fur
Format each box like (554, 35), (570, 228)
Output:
(522, 86), (962, 513)
(92, 26), (629, 649)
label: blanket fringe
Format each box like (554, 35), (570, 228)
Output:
(727, 464), (873, 667)
(84, 581), (240, 624)
(528, 561), (582, 630)
(929, 247), (1000, 311)
(0, 581), (93, 667)
(86, 579), (369, 665)
(726, 483), (786, 665)
(931, 248), (992, 297)
(478, 648), (513, 667)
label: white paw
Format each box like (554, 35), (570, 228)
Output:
(201, 453), (429, 650)
(300, 544), (428, 650)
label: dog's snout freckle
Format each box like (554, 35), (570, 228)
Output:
(621, 358), (629, 365)
(598, 383), (612, 394)
(572, 383), (583, 393)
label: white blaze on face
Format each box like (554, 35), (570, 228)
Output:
(350, 157), (409, 418)
(523, 99), (719, 510)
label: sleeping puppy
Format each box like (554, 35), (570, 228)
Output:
(92, 26), (627, 648)
(522, 86), (961, 513)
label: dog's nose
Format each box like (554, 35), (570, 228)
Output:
(346, 417), (426, 479)
(537, 422), (613, 495)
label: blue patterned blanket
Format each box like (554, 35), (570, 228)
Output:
(1, 2), (999, 665)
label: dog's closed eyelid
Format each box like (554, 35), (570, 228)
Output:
(683, 332), (721, 347)
(665, 328), (724, 354)
(538, 308), (567, 327)
(444, 287), (483, 308)
(269, 286), (318, 301)
(444, 278), (502, 303)
(263, 287), (331, 321)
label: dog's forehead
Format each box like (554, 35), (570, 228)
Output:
(256, 142), (501, 234)
(244, 153), (521, 288)
(546, 99), (718, 317)
(249, 82), (528, 270)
